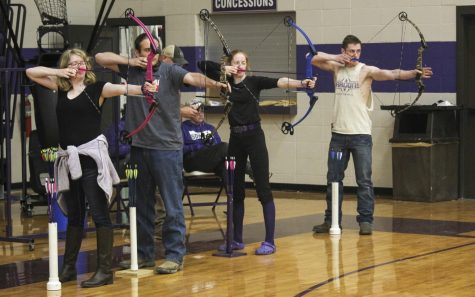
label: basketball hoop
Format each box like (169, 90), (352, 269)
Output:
(34, 0), (68, 25)
(33, 0), (69, 53)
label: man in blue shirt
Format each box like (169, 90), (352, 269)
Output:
(182, 100), (256, 181)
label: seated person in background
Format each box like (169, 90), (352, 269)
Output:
(182, 100), (227, 176)
(161, 44), (189, 67)
(160, 44), (200, 124)
(182, 99), (254, 180)
(104, 106), (130, 162)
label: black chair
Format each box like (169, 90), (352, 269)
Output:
(109, 179), (129, 225)
(182, 171), (226, 216)
(108, 157), (130, 225)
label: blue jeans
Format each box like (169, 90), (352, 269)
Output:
(130, 147), (185, 264)
(324, 133), (375, 224)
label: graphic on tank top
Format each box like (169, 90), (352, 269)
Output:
(335, 77), (359, 96)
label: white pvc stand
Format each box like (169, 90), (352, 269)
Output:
(131, 277), (139, 297)
(116, 206), (153, 277)
(330, 235), (341, 288)
(47, 222), (61, 291)
(47, 291), (62, 297)
(129, 207), (138, 271)
(329, 182), (341, 235)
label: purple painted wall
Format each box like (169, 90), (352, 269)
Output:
(20, 41), (455, 94)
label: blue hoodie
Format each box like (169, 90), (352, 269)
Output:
(181, 120), (221, 155)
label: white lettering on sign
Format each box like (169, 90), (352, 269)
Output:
(214, 0), (275, 10)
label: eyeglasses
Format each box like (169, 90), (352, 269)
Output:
(68, 61), (86, 67)
(232, 61), (247, 66)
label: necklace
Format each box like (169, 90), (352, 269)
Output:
(68, 83), (101, 114)
(83, 87), (101, 115)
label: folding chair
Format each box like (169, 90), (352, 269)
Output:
(109, 179), (129, 224)
(182, 171), (226, 216)
(108, 158), (130, 226)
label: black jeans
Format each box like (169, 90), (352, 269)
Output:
(229, 127), (273, 203)
(183, 142), (228, 177)
(63, 157), (112, 228)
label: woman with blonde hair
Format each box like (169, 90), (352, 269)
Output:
(26, 48), (156, 288)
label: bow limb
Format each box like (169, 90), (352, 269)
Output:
(284, 16), (317, 56)
(199, 8), (231, 98)
(122, 8), (160, 141)
(125, 8), (159, 96)
(394, 11), (427, 115)
(200, 9), (231, 56)
(281, 16), (318, 135)
(199, 9), (233, 144)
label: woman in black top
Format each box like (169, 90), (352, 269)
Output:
(201, 50), (315, 255)
(26, 48), (155, 287)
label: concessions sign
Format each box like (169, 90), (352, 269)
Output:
(212, 0), (277, 12)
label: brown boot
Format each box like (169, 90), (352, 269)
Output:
(59, 226), (83, 283)
(80, 227), (114, 288)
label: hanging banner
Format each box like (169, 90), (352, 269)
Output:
(212, 0), (277, 13)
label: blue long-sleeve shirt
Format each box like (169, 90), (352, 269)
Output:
(181, 120), (221, 155)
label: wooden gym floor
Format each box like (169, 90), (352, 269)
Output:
(1, 189), (475, 296)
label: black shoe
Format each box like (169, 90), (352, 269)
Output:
(359, 222), (373, 235)
(312, 222), (342, 233)
(59, 226), (83, 283)
(80, 270), (113, 288)
(312, 222), (330, 233)
(119, 258), (156, 269)
(59, 264), (77, 282)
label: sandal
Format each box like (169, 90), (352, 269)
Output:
(255, 241), (276, 255)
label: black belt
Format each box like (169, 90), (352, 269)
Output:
(230, 123), (260, 133)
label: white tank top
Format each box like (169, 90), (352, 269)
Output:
(332, 63), (373, 135)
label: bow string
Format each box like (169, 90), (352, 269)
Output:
(281, 16), (318, 136)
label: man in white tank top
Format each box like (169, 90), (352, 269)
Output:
(310, 35), (433, 235)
